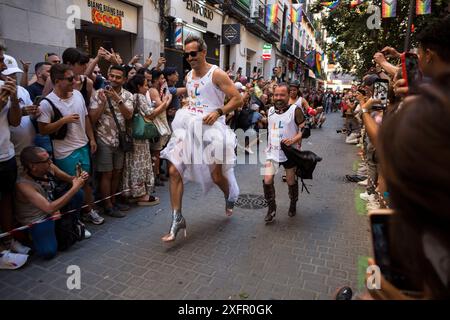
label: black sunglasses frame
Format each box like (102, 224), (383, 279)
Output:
(183, 51), (201, 59)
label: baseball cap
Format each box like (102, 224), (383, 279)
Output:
(234, 82), (244, 91)
(2, 54), (23, 76)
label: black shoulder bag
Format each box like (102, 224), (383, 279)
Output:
(41, 97), (68, 140)
(106, 96), (133, 153)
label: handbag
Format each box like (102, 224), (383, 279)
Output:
(132, 95), (159, 140)
(106, 96), (133, 153)
(41, 98), (68, 140)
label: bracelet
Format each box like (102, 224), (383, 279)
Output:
(216, 108), (224, 116)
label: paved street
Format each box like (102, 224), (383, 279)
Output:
(0, 112), (372, 300)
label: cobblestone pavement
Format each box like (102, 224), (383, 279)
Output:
(0, 112), (372, 300)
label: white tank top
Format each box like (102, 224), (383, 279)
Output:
(186, 65), (226, 124)
(267, 104), (300, 163)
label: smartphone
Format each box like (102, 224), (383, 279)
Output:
(253, 66), (257, 73)
(34, 95), (43, 105)
(149, 52), (153, 58)
(369, 209), (420, 294)
(160, 52), (164, 58)
(373, 79), (389, 108)
(75, 163), (82, 177)
(163, 88), (167, 95)
(401, 52), (422, 95)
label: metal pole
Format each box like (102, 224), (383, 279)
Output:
(404, 0), (416, 52)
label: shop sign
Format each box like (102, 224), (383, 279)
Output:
(171, 0), (223, 35)
(91, 7), (122, 30)
(75, 0), (138, 33)
(262, 44), (272, 61)
(222, 24), (240, 45)
(185, 0), (214, 21)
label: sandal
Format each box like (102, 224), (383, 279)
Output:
(138, 195), (160, 206)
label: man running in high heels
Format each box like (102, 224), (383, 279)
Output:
(160, 35), (243, 242)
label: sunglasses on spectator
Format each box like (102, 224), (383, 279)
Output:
(33, 158), (51, 164)
(184, 51), (200, 59)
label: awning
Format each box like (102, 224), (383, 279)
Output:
(308, 70), (316, 79)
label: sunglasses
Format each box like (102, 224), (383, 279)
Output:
(33, 158), (51, 164)
(183, 51), (200, 59)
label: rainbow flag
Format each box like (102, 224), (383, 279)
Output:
(266, 4), (279, 25)
(321, 1), (340, 10)
(290, 5), (302, 24)
(315, 52), (322, 77)
(382, 0), (397, 18)
(416, 0), (431, 15)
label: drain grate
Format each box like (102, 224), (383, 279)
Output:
(235, 194), (267, 209)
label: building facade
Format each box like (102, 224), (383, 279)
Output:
(0, 0), (161, 75)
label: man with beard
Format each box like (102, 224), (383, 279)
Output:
(263, 83), (306, 223)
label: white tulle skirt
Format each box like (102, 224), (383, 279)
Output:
(160, 109), (240, 202)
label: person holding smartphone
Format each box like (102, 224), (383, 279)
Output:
(369, 73), (450, 300)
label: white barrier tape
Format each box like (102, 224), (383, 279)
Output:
(0, 189), (131, 239)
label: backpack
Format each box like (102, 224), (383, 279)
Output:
(51, 181), (85, 251)
(55, 213), (85, 251)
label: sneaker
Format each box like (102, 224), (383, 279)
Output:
(345, 175), (367, 183)
(345, 138), (358, 145)
(0, 250), (28, 270)
(10, 239), (31, 255)
(104, 207), (126, 218)
(360, 192), (376, 202)
(114, 202), (130, 212)
(334, 286), (353, 300)
(83, 209), (105, 225)
(84, 229), (92, 239)
(357, 179), (369, 186)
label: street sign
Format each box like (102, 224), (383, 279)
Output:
(222, 24), (241, 45)
(262, 43), (272, 61)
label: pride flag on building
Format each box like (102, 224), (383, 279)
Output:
(314, 52), (322, 77)
(290, 5), (302, 24)
(382, 0), (397, 18)
(416, 0), (431, 15)
(321, 1), (340, 10)
(266, 4), (279, 25)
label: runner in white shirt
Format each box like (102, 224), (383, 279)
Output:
(160, 35), (243, 243)
(264, 84), (306, 223)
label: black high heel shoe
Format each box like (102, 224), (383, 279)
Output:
(162, 210), (187, 242)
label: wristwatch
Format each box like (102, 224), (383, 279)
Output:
(216, 108), (224, 116)
(362, 108), (369, 114)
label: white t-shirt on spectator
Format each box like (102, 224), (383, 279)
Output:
(38, 90), (89, 160)
(0, 80), (15, 162)
(7, 83), (35, 155)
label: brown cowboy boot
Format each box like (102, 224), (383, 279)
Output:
(263, 181), (277, 223)
(288, 182), (299, 217)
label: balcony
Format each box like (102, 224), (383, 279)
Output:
(281, 32), (294, 55)
(300, 45), (306, 62)
(294, 40), (300, 58)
